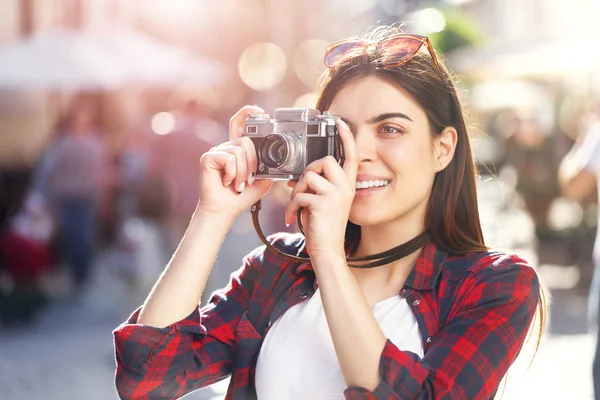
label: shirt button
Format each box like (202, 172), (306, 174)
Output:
(299, 292), (308, 299)
(413, 300), (421, 306)
(400, 289), (407, 296)
(426, 337), (432, 343)
(267, 320), (272, 328)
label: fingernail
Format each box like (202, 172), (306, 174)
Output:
(224, 180), (232, 187)
(237, 182), (245, 193)
(248, 172), (255, 185)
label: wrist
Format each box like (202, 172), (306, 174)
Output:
(192, 206), (237, 226)
(189, 208), (236, 235)
(310, 251), (347, 273)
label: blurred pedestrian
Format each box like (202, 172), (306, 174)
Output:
(559, 105), (600, 399)
(0, 194), (53, 326)
(42, 101), (107, 294)
(149, 100), (226, 239)
(0, 167), (52, 326)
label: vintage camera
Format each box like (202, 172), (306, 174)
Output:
(243, 108), (343, 180)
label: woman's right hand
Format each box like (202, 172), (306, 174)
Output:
(195, 106), (273, 219)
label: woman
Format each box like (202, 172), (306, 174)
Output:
(113, 26), (545, 399)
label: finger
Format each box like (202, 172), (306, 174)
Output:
(232, 136), (258, 184)
(302, 156), (347, 187)
(286, 192), (319, 226)
(286, 170), (337, 225)
(287, 179), (298, 189)
(291, 170), (332, 198)
(210, 145), (248, 190)
(237, 179), (273, 201)
(229, 105), (265, 141)
(221, 146), (248, 192)
(201, 151), (237, 186)
(337, 119), (358, 180)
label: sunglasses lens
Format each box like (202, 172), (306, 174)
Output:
(324, 41), (365, 68)
(380, 36), (425, 65)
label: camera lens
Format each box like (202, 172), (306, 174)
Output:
(259, 133), (303, 171)
(260, 135), (287, 168)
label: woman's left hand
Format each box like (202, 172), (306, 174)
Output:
(285, 119), (358, 260)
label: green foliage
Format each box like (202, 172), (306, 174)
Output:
(429, 8), (484, 54)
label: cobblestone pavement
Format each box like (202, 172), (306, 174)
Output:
(0, 261), (594, 400)
(0, 262), (223, 400)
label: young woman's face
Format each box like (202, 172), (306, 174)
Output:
(328, 75), (442, 229)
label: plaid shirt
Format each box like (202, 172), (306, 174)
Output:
(113, 232), (539, 400)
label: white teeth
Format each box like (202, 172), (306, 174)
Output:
(355, 180), (389, 190)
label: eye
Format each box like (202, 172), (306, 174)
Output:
(378, 124), (405, 137)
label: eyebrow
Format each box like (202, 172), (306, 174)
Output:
(340, 112), (413, 127)
(367, 112), (413, 123)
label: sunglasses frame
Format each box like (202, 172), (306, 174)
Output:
(324, 34), (444, 79)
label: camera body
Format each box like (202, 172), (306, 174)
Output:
(243, 108), (342, 180)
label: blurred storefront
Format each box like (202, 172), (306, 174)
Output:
(0, 0), (598, 279)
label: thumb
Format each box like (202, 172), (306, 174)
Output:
(240, 179), (273, 199)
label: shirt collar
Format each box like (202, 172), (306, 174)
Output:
(403, 241), (447, 291)
(294, 236), (446, 291)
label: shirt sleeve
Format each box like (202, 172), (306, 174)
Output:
(343, 254), (540, 400)
(112, 245), (264, 400)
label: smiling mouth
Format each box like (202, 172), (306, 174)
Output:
(355, 179), (390, 190)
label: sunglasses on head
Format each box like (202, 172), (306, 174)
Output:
(324, 33), (443, 79)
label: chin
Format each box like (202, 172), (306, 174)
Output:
(348, 207), (388, 228)
(349, 200), (417, 229)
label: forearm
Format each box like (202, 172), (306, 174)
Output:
(313, 254), (387, 391)
(137, 208), (234, 328)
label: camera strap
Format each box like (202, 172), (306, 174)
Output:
(251, 200), (431, 268)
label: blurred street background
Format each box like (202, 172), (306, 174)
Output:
(0, 0), (598, 399)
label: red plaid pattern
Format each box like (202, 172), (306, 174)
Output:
(113, 232), (539, 399)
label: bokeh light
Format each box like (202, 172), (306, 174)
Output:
(151, 111), (175, 135)
(410, 8), (446, 34)
(195, 117), (227, 145)
(293, 92), (319, 109)
(293, 39), (328, 88)
(238, 43), (287, 91)
(547, 197), (585, 231)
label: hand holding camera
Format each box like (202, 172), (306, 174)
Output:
(195, 105), (274, 221)
(283, 117), (358, 261)
(242, 107), (357, 260)
(196, 106), (357, 260)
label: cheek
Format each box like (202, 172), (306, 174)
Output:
(380, 139), (436, 175)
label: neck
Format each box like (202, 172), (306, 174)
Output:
(349, 208), (427, 285)
(353, 209), (426, 259)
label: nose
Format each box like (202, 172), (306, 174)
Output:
(354, 128), (376, 163)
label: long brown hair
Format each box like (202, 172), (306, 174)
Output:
(315, 24), (546, 374)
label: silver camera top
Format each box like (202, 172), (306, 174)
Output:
(248, 113), (270, 120)
(248, 108), (336, 124)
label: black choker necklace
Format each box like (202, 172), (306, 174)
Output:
(251, 200), (431, 269)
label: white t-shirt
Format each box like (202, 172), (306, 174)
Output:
(254, 288), (423, 400)
(574, 126), (600, 262)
